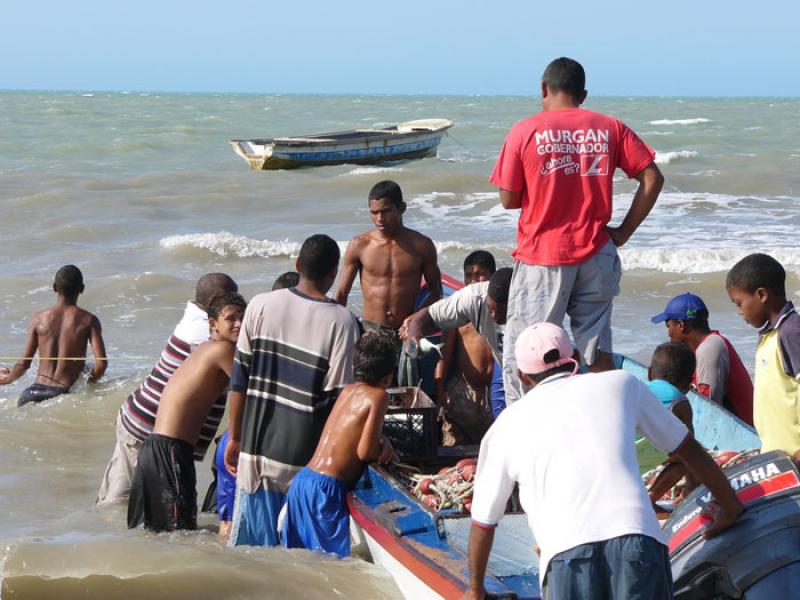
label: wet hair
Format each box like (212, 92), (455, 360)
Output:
(464, 250), (496, 275)
(55, 265), (84, 297)
(650, 342), (696, 390)
(196, 273), (238, 307)
(726, 253), (786, 298)
(207, 291), (247, 320)
(368, 180), (403, 208)
(298, 234), (340, 282)
(353, 330), (398, 385)
(272, 271), (299, 291)
(542, 57), (586, 101)
(488, 268), (513, 303)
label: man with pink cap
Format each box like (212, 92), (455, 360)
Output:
(463, 323), (743, 600)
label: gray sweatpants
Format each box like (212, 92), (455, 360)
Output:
(502, 239), (621, 405)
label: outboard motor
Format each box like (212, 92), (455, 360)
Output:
(666, 450), (800, 599)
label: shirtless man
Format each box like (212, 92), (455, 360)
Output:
(1, 265), (106, 406)
(434, 251), (496, 445)
(335, 181), (441, 384)
(127, 291), (246, 532)
(281, 331), (396, 557)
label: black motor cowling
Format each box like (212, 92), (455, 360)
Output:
(666, 450), (800, 599)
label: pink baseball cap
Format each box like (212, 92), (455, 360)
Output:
(515, 322), (579, 376)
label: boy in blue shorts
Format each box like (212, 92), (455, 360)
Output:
(281, 331), (396, 557)
(727, 253), (800, 463)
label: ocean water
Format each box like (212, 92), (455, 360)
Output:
(1, 91), (799, 597)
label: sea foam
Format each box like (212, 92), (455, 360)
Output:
(160, 232), (476, 259)
(655, 150), (699, 165)
(649, 118), (711, 125)
(620, 247), (800, 274)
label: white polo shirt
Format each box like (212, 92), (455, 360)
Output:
(470, 369), (688, 588)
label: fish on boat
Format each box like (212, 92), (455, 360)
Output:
(229, 119), (454, 170)
(348, 275), (765, 599)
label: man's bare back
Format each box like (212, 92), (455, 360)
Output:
(0, 265), (106, 394)
(307, 382), (389, 486)
(30, 305), (104, 387)
(334, 184), (442, 328)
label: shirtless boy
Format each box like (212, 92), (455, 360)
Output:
(434, 251), (496, 445)
(335, 181), (441, 383)
(127, 291), (246, 532)
(1, 265), (106, 406)
(281, 331), (396, 557)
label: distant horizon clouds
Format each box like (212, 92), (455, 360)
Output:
(3, 1), (799, 97)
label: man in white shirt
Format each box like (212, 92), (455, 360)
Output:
(464, 323), (743, 600)
(400, 268), (512, 365)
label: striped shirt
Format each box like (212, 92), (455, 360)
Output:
(231, 288), (360, 494)
(119, 302), (224, 461)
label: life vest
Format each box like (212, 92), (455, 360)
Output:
(693, 331), (754, 426)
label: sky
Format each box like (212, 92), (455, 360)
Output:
(3, 0), (799, 96)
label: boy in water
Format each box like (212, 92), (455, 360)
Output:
(281, 331), (397, 557)
(127, 291), (246, 532)
(642, 342), (697, 501)
(727, 253), (800, 463)
(434, 251), (497, 445)
(1, 265), (107, 406)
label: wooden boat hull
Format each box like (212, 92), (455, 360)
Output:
(230, 119), (453, 170)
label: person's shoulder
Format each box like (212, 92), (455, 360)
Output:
(698, 333), (727, 356)
(348, 231), (373, 249)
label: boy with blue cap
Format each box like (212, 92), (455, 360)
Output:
(651, 293), (753, 425)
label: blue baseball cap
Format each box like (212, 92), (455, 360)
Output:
(650, 293), (708, 324)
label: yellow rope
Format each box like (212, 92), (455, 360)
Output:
(0, 356), (157, 361)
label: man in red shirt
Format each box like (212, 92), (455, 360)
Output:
(490, 57), (664, 404)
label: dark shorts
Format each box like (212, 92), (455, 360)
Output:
(543, 534), (673, 600)
(360, 319), (417, 387)
(128, 434), (197, 532)
(17, 383), (70, 407)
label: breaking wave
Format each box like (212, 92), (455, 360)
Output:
(648, 118), (711, 125)
(160, 232), (476, 258)
(655, 150), (699, 165)
(620, 247), (800, 274)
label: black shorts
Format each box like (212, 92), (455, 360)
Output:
(127, 434), (197, 532)
(17, 383), (69, 407)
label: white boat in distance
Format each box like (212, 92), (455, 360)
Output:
(229, 118), (453, 170)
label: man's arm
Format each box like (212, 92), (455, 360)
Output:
(398, 307), (437, 344)
(463, 524), (495, 600)
(671, 435), (744, 538)
(605, 163), (664, 247)
(88, 315), (107, 383)
(224, 389), (245, 476)
(357, 393), (392, 463)
(0, 317), (38, 385)
(416, 238), (442, 310)
(499, 189), (522, 210)
(333, 239), (361, 307)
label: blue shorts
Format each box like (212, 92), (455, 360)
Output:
(214, 431), (237, 521)
(543, 534), (673, 600)
(229, 486), (286, 547)
(281, 467), (350, 558)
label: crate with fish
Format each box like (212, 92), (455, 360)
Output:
(382, 386), (439, 461)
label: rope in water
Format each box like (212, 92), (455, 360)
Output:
(0, 356), (157, 361)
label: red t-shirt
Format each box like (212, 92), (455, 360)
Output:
(489, 108), (655, 266)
